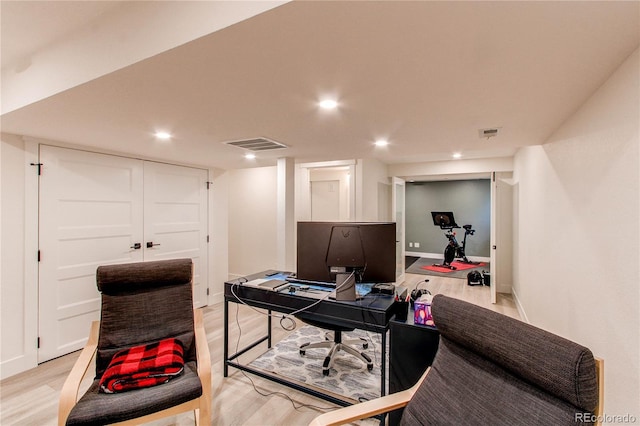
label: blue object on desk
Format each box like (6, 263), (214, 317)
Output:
(263, 272), (291, 281)
(356, 283), (373, 296)
(281, 281), (374, 298)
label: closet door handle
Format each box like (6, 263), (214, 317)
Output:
(146, 242), (161, 248)
(130, 243), (141, 250)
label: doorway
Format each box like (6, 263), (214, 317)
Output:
(299, 160), (356, 222)
(396, 173), (513, 303)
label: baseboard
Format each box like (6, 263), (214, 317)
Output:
(210, 291), (223, 306)
(0, 353), (37, 380)
(405, 251), (491, 264)
(227, 272), (246, 281)
(406, 251), (442, 259)
(511, 287), (530, 324)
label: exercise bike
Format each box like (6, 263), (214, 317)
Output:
(431, 211), (479, 270)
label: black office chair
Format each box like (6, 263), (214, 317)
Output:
(297, 316), (373, 376)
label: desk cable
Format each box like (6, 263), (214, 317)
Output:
(231, 280), (345, 412)
(229, 271), (356, 331)
(358, 292), (384, 370)
(230, 272), (386, 409)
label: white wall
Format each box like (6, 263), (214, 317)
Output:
(227, 166), (278, 278)
(357, 158), (390, 221)
(277, 158), (296, 272)
(512, 49), (639, 417)
(210, 168), (229, 304)
(0, 134), (37, 379)
(388, 156), (513, 179)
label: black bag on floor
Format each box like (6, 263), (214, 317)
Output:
(481, 270), (490, 286)
(467, 270), (483, 286)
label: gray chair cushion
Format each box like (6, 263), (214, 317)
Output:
(66, 361), (202, 426)
(401, 340), (593, 426)
(428, 295), (598, 411)
(97, 258), (192, 294)
(95, 259), (196, 376)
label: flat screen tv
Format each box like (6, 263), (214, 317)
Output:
(296, 221), (396, 284)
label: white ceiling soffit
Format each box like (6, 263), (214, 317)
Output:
(0, 1), (289, 114)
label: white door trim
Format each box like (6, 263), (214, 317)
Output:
(392, 177), (406, 284)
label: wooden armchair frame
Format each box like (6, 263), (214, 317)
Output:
(310, 359), (604, 426)
(58, 308), (211, 426)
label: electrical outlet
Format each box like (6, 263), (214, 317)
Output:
(409, 242), (413, 248)
(414, 242), (420, 248)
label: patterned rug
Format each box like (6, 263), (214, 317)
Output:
(248, 325), (384, 403)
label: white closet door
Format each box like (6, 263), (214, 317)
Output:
(311, 180), (341, 221)
(38, 146), (144, 362)
(143, 162), (209, 308)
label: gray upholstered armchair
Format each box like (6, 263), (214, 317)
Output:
(58, 258), (211, 425)
(310, 294), (604, 426)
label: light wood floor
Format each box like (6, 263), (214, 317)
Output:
(0, 273), (519, 426)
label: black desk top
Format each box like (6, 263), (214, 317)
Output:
(224, 271), (397, 332)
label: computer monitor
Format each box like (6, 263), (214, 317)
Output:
(431, 211), (459, 229)
(296, 221), (396, 286)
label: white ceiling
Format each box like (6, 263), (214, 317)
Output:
(0, 1), (125, 67)
(1, 1), (639, 170)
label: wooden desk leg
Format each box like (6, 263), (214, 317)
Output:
(223, 299), (229, 377)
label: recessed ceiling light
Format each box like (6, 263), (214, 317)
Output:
(452, 152), (462, 159)
(154, 131), (172, 140)
(244, 153), (256, 160)
(318, 99), (338, 110)
(374, 139), (389, 147)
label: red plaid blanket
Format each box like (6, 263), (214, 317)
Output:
(99, 338), (185, 393)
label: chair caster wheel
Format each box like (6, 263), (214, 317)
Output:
(323, 369), (330, 376)
(367, 364), (374, 371)
(300, 350), (306, 355)
(363, 343), (368, 349)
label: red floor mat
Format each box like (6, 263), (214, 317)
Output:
(421, 261), (486, 273)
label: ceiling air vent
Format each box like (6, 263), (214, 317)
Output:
(224, 137), (288, 152)
(479, 128), (500, 139)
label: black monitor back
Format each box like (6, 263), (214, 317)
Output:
(296, 221), (396, 283)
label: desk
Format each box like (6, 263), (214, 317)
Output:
(388, 313), (440, 425)
(223, 271), (397, 406)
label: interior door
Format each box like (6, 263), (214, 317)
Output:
(311, 180), (341, 221)
(143, 162), (209, 307)
(392, 177), (406, 284)
(300, 161), (356, 221)
(38, 146), (144, 362)
(490, 173), (514, 304)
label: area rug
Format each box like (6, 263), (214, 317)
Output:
(422, 260), (486, 273)
(248, 325), (383, 403)
(406, 257), (490, 279)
